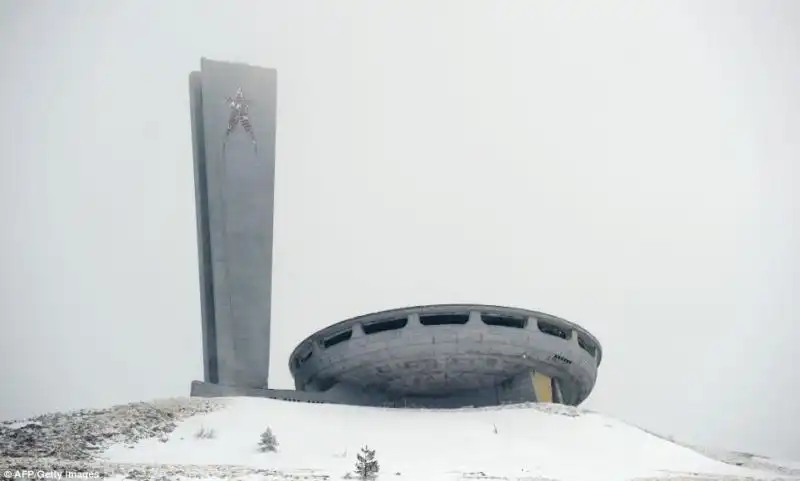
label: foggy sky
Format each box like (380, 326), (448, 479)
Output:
(1, 0), (798, 460)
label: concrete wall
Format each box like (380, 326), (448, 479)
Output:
(189, 59), (277, 390)
(191, 378), (537, 408)
(290, 308), (599, 406)
(192, 381), (335, 404)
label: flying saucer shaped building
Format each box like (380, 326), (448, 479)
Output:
(288, 304), (601, 408)
(188, 58), (602, 408)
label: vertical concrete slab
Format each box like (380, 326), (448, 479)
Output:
(189, 71), (217, 384)
(551, 377), (564, 403)
(190, 58), (278, 390)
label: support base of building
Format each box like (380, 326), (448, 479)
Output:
(190, 376), (543, 408)
(190, 380), (333, 404)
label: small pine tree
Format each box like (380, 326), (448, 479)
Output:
(258, 427), (279, 452)
(354, 445), (379, 480)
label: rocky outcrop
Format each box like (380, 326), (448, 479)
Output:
(0, 398), (222, 461)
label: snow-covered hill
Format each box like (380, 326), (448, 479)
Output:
(1, 397), (798, 481)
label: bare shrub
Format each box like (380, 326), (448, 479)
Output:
(194, 426), (216, 440)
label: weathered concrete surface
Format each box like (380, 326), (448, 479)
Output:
(189, 58), (277, 390)
(288, 304), (601, 407)
(190, 379), (532, 408)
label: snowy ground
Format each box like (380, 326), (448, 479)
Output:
(1, 397), (798, 481)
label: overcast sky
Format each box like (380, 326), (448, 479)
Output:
(1, 0), (798, 460)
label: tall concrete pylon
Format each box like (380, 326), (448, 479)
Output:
(188, 58), (278, 390)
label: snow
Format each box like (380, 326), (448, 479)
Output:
(675, 445), (800, 478)
(93, 397), (791, 481)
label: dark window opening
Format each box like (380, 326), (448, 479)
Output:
(538, 320), (569, 339)
(482, 314), (526, 329)
(552, 354), (572, 365)
(294, 350), (313, 368)
(419, 314), (470, 326)
(323, 329), (352, 348)
(577, 336), (596, 357)
(363, 317), (408, 335)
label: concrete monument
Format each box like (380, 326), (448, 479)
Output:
(188, 59), (602, 408)
(189, 58), (277, 390)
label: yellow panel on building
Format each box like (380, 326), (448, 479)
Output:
(531, 371), (553, 403)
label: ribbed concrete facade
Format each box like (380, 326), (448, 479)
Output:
(287, 304), (601, 408)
